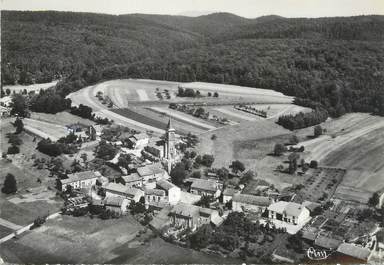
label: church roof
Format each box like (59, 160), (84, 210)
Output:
(167, 117), (175, 131)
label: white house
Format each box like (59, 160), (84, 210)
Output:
(268, 201), (310, 226)
(156, 179), (181, 205)
(232, 194), (273, 214)
(104, 183), (144, 203)
(59, 171), (100, 192)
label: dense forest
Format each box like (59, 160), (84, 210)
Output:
(2, 11), (384, 116)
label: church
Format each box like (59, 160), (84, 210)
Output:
(144, 117), (178, 173)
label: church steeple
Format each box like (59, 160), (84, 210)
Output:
(167, 117), (175, 132)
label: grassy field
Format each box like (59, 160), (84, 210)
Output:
(197, 118), (298, 190)
(0, 224), (13, 238)
(30, 112), (95, 127)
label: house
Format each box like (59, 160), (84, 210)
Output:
(122, 173), (142, 188)
(59, 171), (100, 191)
(222, 188), (239, 203)
(156, 179), (181, 205)
(104, 183), (144, 203)
(104, 196), (129, 215)
(190, 179), (221, 198)
(144, 139), (164, 158)
(169, 202), (220, 231)
(127, 133), (149, 149)
(268, 201), (310, 226)
(337, 243), (372, 262)
(232, 194), (273, 214)
(137, 163), (169, 189)
(0, 105), (11, 118)
(145, 188), (167, 204)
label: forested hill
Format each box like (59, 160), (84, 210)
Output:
(2, 11), (384, 116)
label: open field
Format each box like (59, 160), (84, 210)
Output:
(3, 80), (58, 94)
(23, 118), (68, 141)
(0, 214), (237, 264)
(30, 112), (95, 127)
(197, 118), (299, 190)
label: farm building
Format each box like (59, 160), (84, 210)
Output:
(268, 201), (310, 226)
(121, 173), (142, 188)
(190, 179), (221, 198)
(104, 196), (129, 215)
(59, 171), (100, 192)
(156, 179), (181, 205)
(169, 202), (220, 231)
(137, 163), (170, 189)
(145, 188), (166, 204)
(337, 243), (372, 262)
(104, 183), (144, 203)
(232, 194), (273, 214)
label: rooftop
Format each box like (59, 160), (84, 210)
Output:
(61, 170), (100, 184)
(268, 201), (308, 217)
(137, 163), (165, 177)
(223, 188), (239, 196)
(104, 183), (142, 198)
(122, 173), (142, 183)
(145, 188), (166, 196)
(170, 202), (217, 221)
(104, 196), (126, 207)
(233, 194), (272, 206)
(337, 243), (371, 260)
(314, 235), (342, 250)
(156, 179), (178, 191)
(191, 179), (218, 192)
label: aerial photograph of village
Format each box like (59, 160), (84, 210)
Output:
(0, 0), (383, 264)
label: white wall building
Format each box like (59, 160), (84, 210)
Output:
(268, 201), (310, 226)
(59, 171), (100, 192)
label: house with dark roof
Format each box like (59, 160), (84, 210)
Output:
(145, 188), (167, 205)
(59, 171), (100, 191)
(190, 179), (221, 198)
(233, 194), (273, 214)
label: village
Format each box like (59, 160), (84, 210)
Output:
(1, 81), (383, 264)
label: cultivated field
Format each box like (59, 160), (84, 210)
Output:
(67, 79), (298, 134)
(294, 113), (384, 195)
(23, 118), (68, 141)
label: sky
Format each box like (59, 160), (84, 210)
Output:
(1, 0), (383, 18)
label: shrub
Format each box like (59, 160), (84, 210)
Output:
(7, 145), (20, 154)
